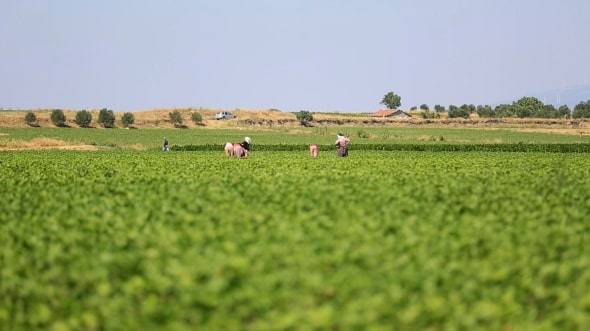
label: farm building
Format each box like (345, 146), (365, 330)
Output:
(370, 109), (411, 118)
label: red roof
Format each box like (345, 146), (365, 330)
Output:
(371, 109), (396, 117)
(370, 109), (410, 117)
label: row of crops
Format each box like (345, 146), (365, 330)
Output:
(1, 150), (590, 330)
(2, 126), (589, 151)
(175, 143), (590, 153)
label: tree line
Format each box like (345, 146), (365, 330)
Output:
(380, 92), (590, 119)
(24, 109), (203, 128)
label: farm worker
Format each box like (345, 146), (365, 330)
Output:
(309, 144), (319, 157)
(335, 133), (350, 157)
(163, 137), (169, 151)
(224, 142), (234, 156)
(240, 136), (251, 157)
(233, 143), (246, 157)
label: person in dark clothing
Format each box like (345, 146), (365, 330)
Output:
(239, 136), (251, 157)
(163, 137), (169, 151)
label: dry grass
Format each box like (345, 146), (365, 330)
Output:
(0, 137), (98, 151)
(1, 108), (589, 132)
(0, 107), (297, 129)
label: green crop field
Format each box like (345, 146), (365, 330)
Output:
(1, 126), (589, 151)
(1, 127), (590, 330)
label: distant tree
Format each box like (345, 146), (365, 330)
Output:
(419, 104), (429, 111)
(494, 104), (515, 118)
(476, 105), (494, 118)
(572, 100), (590, 119)
(420, 110), (439, 119)
(459, 104), (469, 113)
(448, 105), (458, 112)
(191, 112), (203, 124)
(459, 104), (476, 114)
(24, 111), (37, 125)
(169, 110), (184, 127)
(380, 92), (402, 109)
(558, 105), (571, 118)
(514, 106), (532, 118)
(50, 109), (67, 126)
(434, 104), (445, 112)
(537, 104), (559, 118)
(448, 106), (470, 119)
(513, 97), (544, 118)
(410, 106), (417, 111)
(74, 109), (92, 127)
(121, 112), (135, 128)
(98, 108), (116, 128)
(295, 110), (313, 126)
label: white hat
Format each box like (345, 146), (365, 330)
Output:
(245, 136), (251, 144)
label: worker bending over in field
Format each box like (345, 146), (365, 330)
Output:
(239, 136), (251, 157)
(225, 136), (251, 158)
(335, 133), (350, 157)
(309, 144), (318, 157)
(224, 142), (234, 156)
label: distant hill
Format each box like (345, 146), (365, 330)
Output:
(493, 84), (590, 109)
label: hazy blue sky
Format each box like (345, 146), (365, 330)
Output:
(2, 0), (589, 112)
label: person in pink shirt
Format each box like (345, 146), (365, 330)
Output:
(309, 144), (319, 157)
(335, 133), (350, 157)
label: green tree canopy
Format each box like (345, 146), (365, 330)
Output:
(191, 112), (203, 124)
(494, 104), (515, 118)
(50, 109), (67, 127)
(74, 109), (92, 127)
(572, 100), (590, 119)
(121, 112), (135, 128)
(476, 105), (494, 118)
(537, 105), (560, 118)
(295, 110), (313, 126)
(448, 107), (470, 119)
(98, 108), (116, 128)
(513, 97), (544, 118)
(380, 92), (402, 109)
(558, 105), (571, 118)
(169, 110), (184, 127)
(24, 111), (37, 125)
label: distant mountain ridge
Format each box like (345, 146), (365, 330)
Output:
(493, 84), (590, 109)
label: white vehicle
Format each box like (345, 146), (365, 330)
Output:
(215, 111), (236, 120)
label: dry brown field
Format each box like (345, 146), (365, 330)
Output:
(0, 107), (588, 133)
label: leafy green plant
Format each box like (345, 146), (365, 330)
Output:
(2, 150), (589, 330)
(357, 129), (369, 138)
